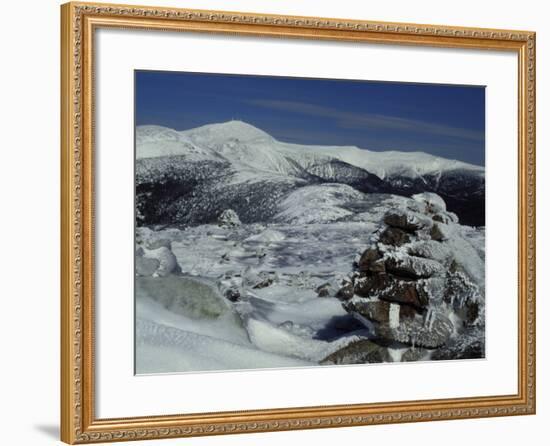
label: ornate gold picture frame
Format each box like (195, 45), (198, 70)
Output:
(61, 2), (536, 444)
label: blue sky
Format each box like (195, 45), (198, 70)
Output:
(135, 70), (485, 165)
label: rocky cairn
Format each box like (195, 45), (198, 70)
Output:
(323, 193), (485, 364)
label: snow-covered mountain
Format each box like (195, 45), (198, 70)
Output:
(136, 121), (485, 226)
(137, 120), (482, 177)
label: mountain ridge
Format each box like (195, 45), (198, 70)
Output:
(135, 121), (485, 226)
(136, 120), (484, 179)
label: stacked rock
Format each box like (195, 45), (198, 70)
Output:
(327, 193), (484, 363)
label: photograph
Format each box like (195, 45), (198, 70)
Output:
(56, 3), (537, 443)
(134, 71), (486, 374)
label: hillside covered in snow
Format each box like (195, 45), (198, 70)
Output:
(136, 121), (485, 227)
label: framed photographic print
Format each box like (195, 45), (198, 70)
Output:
(60, 2), (536, 444)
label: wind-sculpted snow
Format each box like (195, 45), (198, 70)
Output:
(273, 184), (367, 225)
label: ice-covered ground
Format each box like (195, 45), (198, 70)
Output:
(135, 190), (485, 374)
(135, 191), (386, 373)
(135, 219), (375, 373)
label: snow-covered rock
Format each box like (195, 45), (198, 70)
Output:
(136, 245), (181, 277)
(217, 209), (241, 228)
(412, 192), (447, 213)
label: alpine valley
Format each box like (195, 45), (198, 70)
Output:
(135, 120), (486, 373)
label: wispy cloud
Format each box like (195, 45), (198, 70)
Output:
(245, 99), (484, 142)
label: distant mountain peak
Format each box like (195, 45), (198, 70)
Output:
(182, 120), (273, 144)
